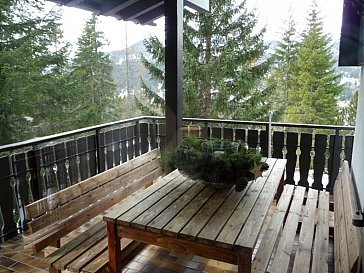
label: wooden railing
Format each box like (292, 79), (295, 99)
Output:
(0, 116), (354, 241)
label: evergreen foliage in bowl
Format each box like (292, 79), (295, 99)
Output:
(160, 136), (269, 192)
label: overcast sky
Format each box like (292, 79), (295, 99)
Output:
(47, 0), (344, 52)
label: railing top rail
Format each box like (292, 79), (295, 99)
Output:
(0, 116), (355, 153)
(182, 117), (355, 131)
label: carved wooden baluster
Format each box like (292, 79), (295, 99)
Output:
(285, 132), (298, 185)
(312, 134), (327, 190)
(298, 133), (312, 188)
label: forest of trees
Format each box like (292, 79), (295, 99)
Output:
(0, 0), (358, 146)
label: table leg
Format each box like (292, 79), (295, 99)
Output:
(238, 250), (252, 273)
(107, 222), (122, 273)
(275, 173), (285, 200)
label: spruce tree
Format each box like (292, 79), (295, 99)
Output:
(285, 3), (342, 125)
(70, 13), (117, 127)
(0, 0), (70, 145)
(342, 90), (358, 125)
(268, 12), (298, 121)
(137, 0), (273, 120)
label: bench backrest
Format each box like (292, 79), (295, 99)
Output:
(25, 149), (161, 235)
(334, 160), (360, 273)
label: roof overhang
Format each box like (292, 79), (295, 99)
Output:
(339, 0), (364, 66)
(47, 0), (209, 25)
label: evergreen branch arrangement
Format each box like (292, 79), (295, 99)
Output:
(161, 136), (269, 192)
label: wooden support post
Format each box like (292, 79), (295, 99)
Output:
(107, 222), (121, 273)
(238, 249), (252, 273)
(164, 0), (184, 148)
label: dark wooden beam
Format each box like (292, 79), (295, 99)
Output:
(164, 0), (184, 147)
(136, 6), (164, 25)
(100, 0), (138, 17)
(116, 0), (163, 21)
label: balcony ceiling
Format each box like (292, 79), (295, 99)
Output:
(47, 0), (208, 25)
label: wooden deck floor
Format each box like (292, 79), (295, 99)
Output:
(0, 202), (335, 273)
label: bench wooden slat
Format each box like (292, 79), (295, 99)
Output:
(25, 149), (160, 220)
(27, 166), (162, 251)
(28, 158), (160, 232)
(334, 168), (351, 273)
(67, 237), (108, 272)
(270, 186), (306, 273)
(43, 221), (106, 265)
(341, 161), (360, 271)
(311, 191), (330, 273)
(292, 188), (318, 273)
(81, 240), (146, 273)
(53, 224), (107, 270)
(252, 184), (295, 273)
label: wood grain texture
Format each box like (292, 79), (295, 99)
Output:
(118, 225), (244, 265)
(146, 181), (206, 233)
(291, 188), (318, 273)
(311, 191), (330, 273)
(131, 178), (194, 229)
(25, 149), (160, 219)
(118, 174), (188, 226)
(180, 187), (234, 240)
(236, 159), (286, 249)
(216, 158), (277, 248)
(104, 170), (180, 223)
(270, 186), (306, 273)
(341, 161), (360, 271)
(252, 185), (295, 273)
(162, 186), (216, 237)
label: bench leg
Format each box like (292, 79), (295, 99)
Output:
(238, 250), (252, 273)
(49, 239), (60, 248)
(107, 222), (122, 273)
(49, 266), (61, 273)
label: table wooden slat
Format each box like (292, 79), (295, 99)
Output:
(104, 170), (180, 223)
(131, 178), (195, 229)
(216, 158), (278, 248)
(146, 182), (206, 233)
(236, 159), (287, 248)
(118, 174), (188, 226)
(163, 186), (217, 237)
(197, 182), (253, 245)
(180, 186), (234, 240)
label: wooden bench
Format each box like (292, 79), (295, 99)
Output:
(334, 160), (360, 273)
(252, 184), (331, 273)
(252, 160), (360, 273)
(23, 149), (162, 273)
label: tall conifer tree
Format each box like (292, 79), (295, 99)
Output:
(71, 14), (117, 126)
(285, 3), (342, 125)
(0, 0), (69, 144)
(137, 0), (273, 120)
(267, 11), (298, 120)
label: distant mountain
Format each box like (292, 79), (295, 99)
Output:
(108, 40), (158, 97)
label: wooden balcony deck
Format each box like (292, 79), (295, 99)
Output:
(0, 201), (335, 273)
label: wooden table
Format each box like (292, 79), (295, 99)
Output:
(104, 158), (286, 273)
